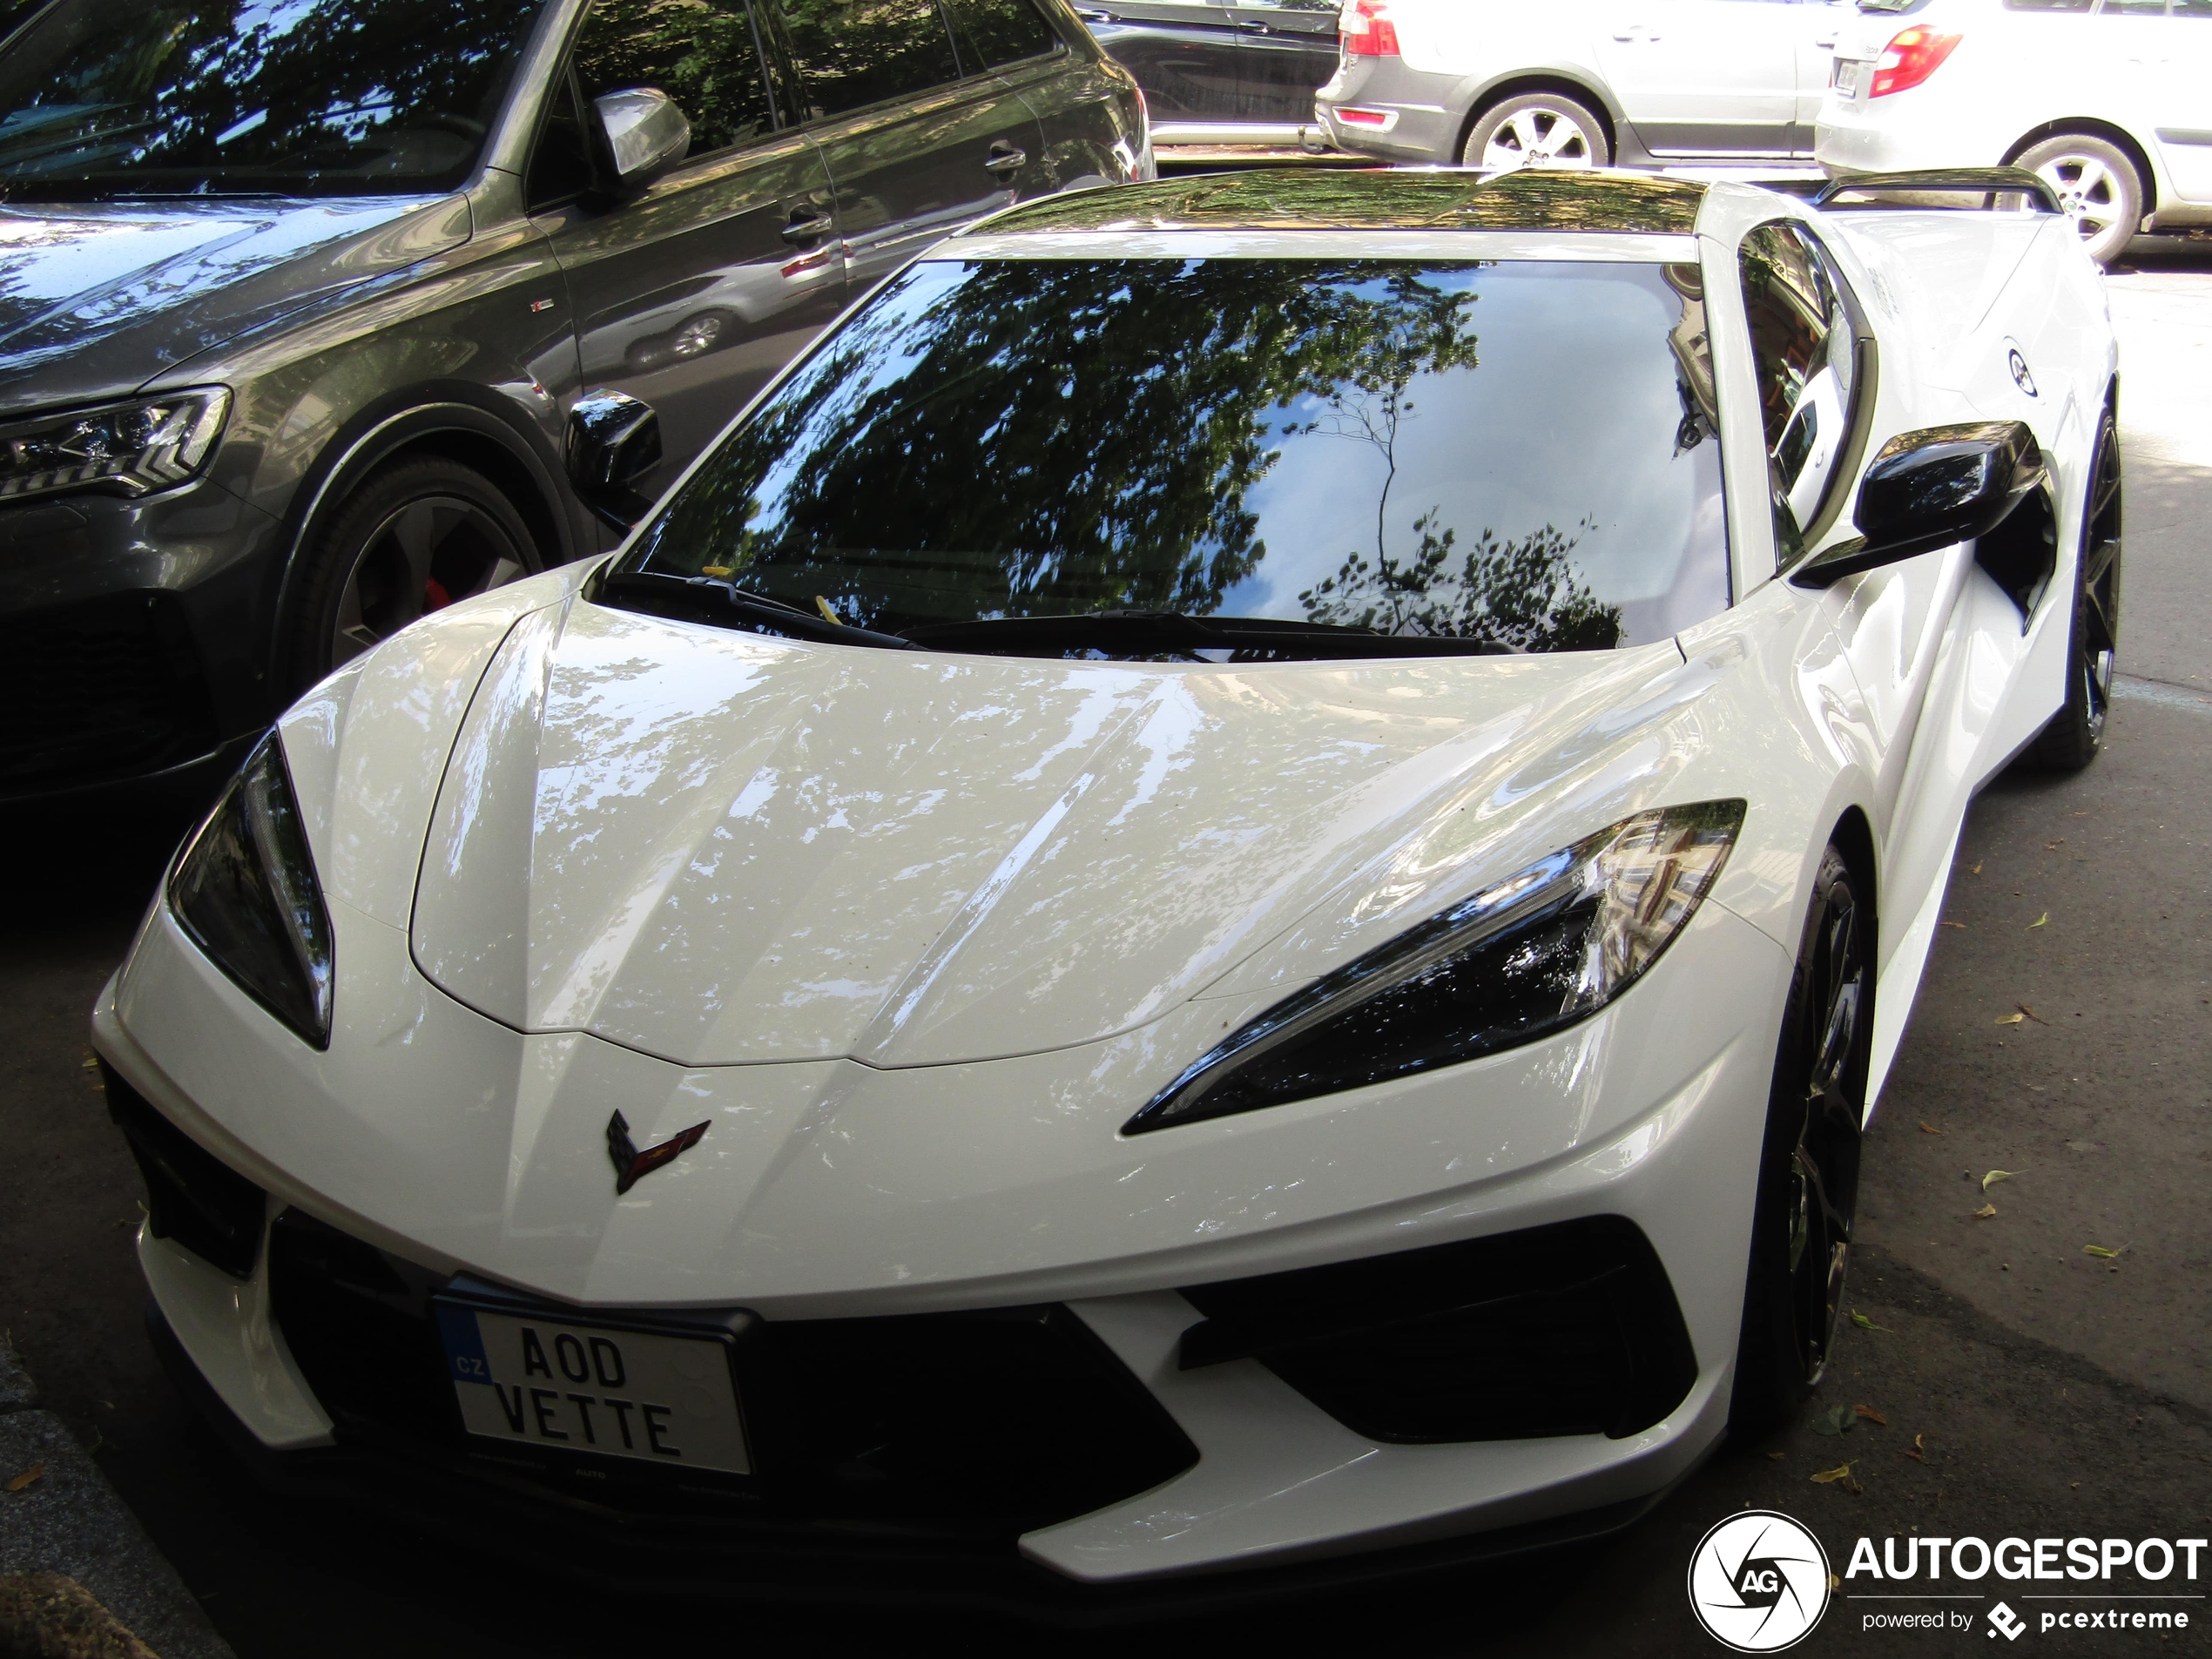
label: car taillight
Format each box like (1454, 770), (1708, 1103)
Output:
(1870, 28), (1961, 98)
(1340, 0), (1399, 57)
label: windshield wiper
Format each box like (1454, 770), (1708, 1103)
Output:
(597, 570), (916, 650)
(897, 610), (1517, 659)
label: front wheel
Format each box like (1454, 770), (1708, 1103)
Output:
(284, 456), (537, 692)
(1462, 92), (1610, 172)
(2031, 404), (2121, 772)
(2014, 133), (2144, 268)
(1730, 844), (1870, 1437)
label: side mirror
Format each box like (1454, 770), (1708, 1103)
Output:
(590, 88), (690, 193)
(1792, 421), (2045, 588)
(567, 389), (663, 531)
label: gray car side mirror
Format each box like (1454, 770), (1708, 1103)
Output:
(1792, 421), (2045, 588)
(568, 389), (663, 530)
(590, 88), (691, 193)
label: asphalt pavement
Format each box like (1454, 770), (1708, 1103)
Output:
(1, 242), (2206, 1658)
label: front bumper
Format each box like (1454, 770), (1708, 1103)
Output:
(1313, 57), (1467, 164)
(96, 880), (1791, 1586)
(0, 478), (284, 803)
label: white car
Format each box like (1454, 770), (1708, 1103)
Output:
(1817, 0), (2212, 266)
(1315, 0), (1861, 169)
(95, 167), (2120, 1598)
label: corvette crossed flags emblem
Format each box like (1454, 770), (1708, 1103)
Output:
(605, 1109), (710, 1195)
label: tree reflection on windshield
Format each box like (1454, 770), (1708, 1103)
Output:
(625, 256), (1729, 658)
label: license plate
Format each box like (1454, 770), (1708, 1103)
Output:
(1834, 58), (1865, 97)
(434, 1303), (750, 1475)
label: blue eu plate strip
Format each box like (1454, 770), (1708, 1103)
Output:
(435, 1304), (492, 1386)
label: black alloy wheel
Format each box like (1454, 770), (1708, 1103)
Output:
(2031, 405), (2122, 771)
(1730, 844), (1870, 1435)
(287, 456), (537, 691)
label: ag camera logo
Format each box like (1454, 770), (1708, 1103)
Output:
(1689, 1511), (1832, 1651)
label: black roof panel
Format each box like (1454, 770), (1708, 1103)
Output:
(974, 168), (1710, 238)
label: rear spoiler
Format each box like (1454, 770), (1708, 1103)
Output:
(1813, 168), (2064, 217)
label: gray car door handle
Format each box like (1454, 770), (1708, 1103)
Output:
(780, 210), (834, 245)
(984, 143), (1027, 176)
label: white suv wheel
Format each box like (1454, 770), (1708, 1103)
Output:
(2014, 133), (2144, 268)
(1464, 93), (1610, 172)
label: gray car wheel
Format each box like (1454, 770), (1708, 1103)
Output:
(287, 456), (536, 689)
(2014, 133), (2144, 268)
(1462, 92), (1610, 172)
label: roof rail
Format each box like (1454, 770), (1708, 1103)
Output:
(1813, 167), (2063, 217)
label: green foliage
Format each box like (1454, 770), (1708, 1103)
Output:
(1300, 517), (1622, 651)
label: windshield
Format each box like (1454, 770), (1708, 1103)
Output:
(617, 256), (1730, 659)
(0, 0), (545, 198)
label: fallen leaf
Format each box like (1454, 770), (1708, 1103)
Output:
(5, 1464), (43, 1493)
(1941, 921), (1968, 929)
(2046, 839), (2066, 849)
(1905, 1433), (1930, 1464)
(2083, 1244), (2125, 1259)
(79, 1055), (98, 1069)
(1970, 862), (1983, 874)
(1995, 1013), (2027, 1026)
(1810, 1460), (1863, 1494)
(1854, 1405), (1888, 1426)
(2028, 912), (2048, 928)
(1766, 1451), (1786, 1460)
(1850, 1309), (1893, 1332)
(2017, 1003), (2049, 1025)
(1811, 1403), (1856, 1436)
(1973, 1203), (1998, 1219)
(1982, 1170), (2019, 1191)
(698, 564), (732, 577)
(1919, 1121), (1944, 1135)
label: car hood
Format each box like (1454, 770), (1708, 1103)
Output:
(408, 591), (1713, 1070)
(0, 193), (469, 418)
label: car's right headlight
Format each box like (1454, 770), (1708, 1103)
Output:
(1123, 800), (1745, 1135)
(169, 732), (334, 1048)
(0, 388), (230, 505)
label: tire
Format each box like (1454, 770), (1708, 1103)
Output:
(1729, 843), (1871, 1438)
(284, 456), (538, 691)
(2013, 133), (2145, 268)
(1461, 92), (1610, 172)
(2031, 403), (2122, 771)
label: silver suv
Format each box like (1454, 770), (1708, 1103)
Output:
(0, 0), (1143, 806)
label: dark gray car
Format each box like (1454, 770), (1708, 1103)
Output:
(0, 0), (1145, 806)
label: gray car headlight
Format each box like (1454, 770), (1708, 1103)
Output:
(0, 388), (230, 505)
(169, 732), (334, 1048)
(1124, 800), (1746, 1135)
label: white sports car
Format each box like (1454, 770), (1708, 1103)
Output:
(94, 166), (2120, 1601)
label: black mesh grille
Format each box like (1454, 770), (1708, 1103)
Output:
(1177, 1216), (1698, 1443)
(0, 591), (219, 792)
(266, 1211), (1197, 1541)
(104, 1063), (266, 1278)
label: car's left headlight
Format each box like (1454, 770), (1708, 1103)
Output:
(0, 388), (230, 505)
(169, 732), (334, 1048)
(1124, 800), (1746, 1135)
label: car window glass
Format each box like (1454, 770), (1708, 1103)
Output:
(772, 0), (963, 119)
(0, 0), (547, 199)
(620, 258), (1732, 655)
(2098, 0), (2169, 14)
(526, 74), (593, 209)
(570, 0), (778, 156)
(1739, 220), (1858, 569)
(2004, 0), (2094, 10)
(2173, 0), (2211, 14)
(942, 0), (1061, 66)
